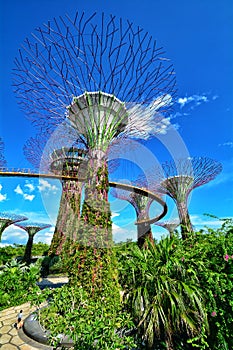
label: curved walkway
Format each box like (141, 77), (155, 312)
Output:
(0, 169), (168, 225)
(0, 277), (69, 349)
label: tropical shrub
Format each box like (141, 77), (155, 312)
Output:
(0, 242), (49, 265)
(40, 254), (66, 277)
(35, 244), (137, 349)
(177, 217), (233, 350)
(0, 259), (41, 310)
(118, 237), (209, 350)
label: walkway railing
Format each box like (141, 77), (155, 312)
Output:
(0, 168), (167, 224)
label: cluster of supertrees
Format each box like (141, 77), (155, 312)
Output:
(0, 12), (222, 281)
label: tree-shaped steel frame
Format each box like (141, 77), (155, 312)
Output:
(0, 212), (28, 241)
(13, 11), (176, 249)
(111, 174), (163, 247)
(12, 11), (176, 297)
(14, 221), (51, 264)
(157, 157), (222, 239)
(13, 11), (176, 130)
(24, 130), (89, 254)
(154, 220), (180, 238)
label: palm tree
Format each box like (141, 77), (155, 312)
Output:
(123, 237), (209, 349)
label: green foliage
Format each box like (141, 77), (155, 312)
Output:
(0, 259), (41, 310)
(38, 283), (136, 349)
(117, 237), (209, 349)
(0, 242), (49, 265)
(40, 255), (66, 277)
(36, 244), (137, 349)
(2, 217), (232, 350)
(177, 217), (233, 349)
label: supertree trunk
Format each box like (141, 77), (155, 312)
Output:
(23, 232), (35, 264)
(137, 221), (154, 248)
(66, 151), (113, 288)
(49, 180), (82, 255)
(14, 222), (51, 264)
(80, 154), (112, 246)
(176, 200), (193, 239)
(136, 207), (154, 248)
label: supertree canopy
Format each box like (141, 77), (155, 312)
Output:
(156, 157), (222, 238)
(111, 174), (163, 247)
(154, 220), (180, 238)
(0, 212), (28, 241)
(14, 221), (51, 264)
(13, 12), (176, 129)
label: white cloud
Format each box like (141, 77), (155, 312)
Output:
(0, 184), (7, 202)
(25, 181), (35, 192)
(23, 194), (35, 201)
(177, 94), (208, 109)
(1, 224), (28, 245)
(218, 141), (233, 148)
(112, 222), (137, 243)
(190, 214), (232, 229)
(14, 184), (35, 201)
(34, 226), (55, 245)
(111, 212), (120, 219)
(38, 179), (58, 194)
(14, 184), (24, 195)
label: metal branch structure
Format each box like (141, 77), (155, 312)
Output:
(0, 212), (28, 241)
(111, 174), (162, 247)
(14, 221), (51, 264)
(154, 220), (180, 238)
(156, 157), (222, 238)
(13, 12), (176, 130)
(0, 138), (7, 167)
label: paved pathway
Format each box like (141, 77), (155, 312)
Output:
(0, 276), (69, 349)
(0, 302), (53, 350)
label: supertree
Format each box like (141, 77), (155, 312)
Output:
(0, 137), (7, 167)
(23, 129), (89, 255)
(154, 220), (180, 238)
(111, 174), (164, 248)
(0, 212), (28, 241)
(156, 157), (222, 239)
(13, 12), (176, 249)
(14, 221), (51, 264)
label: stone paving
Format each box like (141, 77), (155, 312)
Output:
(0, 302), (53, 350)
(0, 276), (69, 349)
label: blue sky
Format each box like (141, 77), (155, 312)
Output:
(0, 0), (232, 246)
